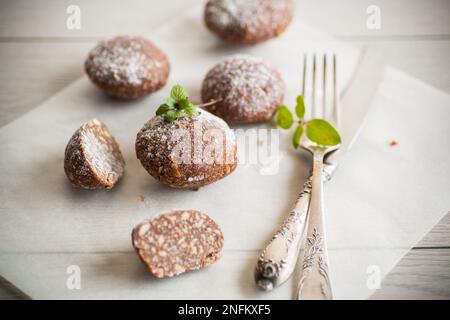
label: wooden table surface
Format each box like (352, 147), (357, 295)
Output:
(0, 0), (449, 299)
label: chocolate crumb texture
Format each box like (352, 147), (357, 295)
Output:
(132, 210), (224, 278)
(204, 0), (295, 46)
(64, 118), (125, 189)
(201, 54), (285, 124)
(135, 110), (238, 189)
(85, 36), (170, 100)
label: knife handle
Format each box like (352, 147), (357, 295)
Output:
(254, 176), (312, 290)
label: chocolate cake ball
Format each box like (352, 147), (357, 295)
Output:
(204, 0), (295, 46)
(85, 36), (170, 100)
(135, 111), (237, 189)
(64, 118), (125, 189)
(201, 55), (285, 124)
(132, 210), (224, 278)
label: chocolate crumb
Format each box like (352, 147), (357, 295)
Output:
(132, 210), (224, 278)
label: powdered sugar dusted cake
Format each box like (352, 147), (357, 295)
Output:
(64, 119), (125, 189)
(135, 110), (237, 189)
(204, 0), (295, 45)
(201, 54), (285, 124)
(85, 36), (170, 100)
(132, 210), (224, 278)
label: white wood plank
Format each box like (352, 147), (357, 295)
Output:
(1, 247), (449, 299)
(1, 0), (449, 301)
(2, 40), (449, 128)
(0, 0), (449, 39)
(0, 276), (29, 300)
(0, 42), (94, 126)
(0, 0), (198, 39)
(371, 248), (450, 299)
(300, 0), (450, 38)
(361, 40), (450, 92)
(417, 213), (450, 248)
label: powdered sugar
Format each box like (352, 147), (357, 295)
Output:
(135, 110), (238, 189)
(137, 111), (236, 166)
(201, 54), (285, 123)
(64, 118), (125, 189)
(205, 0), (294, 42)
(187, 175), (205, 182)
(85, 36), (162, 86)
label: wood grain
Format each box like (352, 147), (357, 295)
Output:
(0, 0), (449, 300)
(0, 42), (93, 126)
(2, 40), (449, 128)
(417, 213), (450, 248)
(0, 277), (30, 300)
(371, 248), (450, 299)
(0, 0), (449, 38)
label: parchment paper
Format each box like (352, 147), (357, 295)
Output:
(1, 8), (449, 299)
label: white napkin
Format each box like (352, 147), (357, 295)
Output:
(325, 66), (450, 298)
(1, 8), (448, 299)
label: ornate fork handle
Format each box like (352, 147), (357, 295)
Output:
(255, 176), (312, 290)
(296, 150), (333, 300)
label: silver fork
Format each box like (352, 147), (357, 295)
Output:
(296, 53), (340, 300)
(255, 53), (341, 297)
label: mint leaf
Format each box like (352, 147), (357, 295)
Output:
(295, 95), (306, 119)
(157, 85), (201, 122)
(185, 105), (200, 116)
(170, 85), (188, 101)
(276, 105), (294, 129)
(292, 125), (303, 149)
(306, 119), (341, 146)
(156, 104), (173, 116)
(178, 98), (191, 110)
(164, 110), (182, 122)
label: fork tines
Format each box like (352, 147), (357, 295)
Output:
(301, 52), (340, 128)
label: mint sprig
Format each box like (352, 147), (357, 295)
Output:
(276, 105), (294, 129)
(306, 119), (341, 146)
(295, 95), (306, 118)
(170, 85), (188, 101)
(292, 125), (303, 148)
(156, 85), (201, 122)
(275, 95), (341, 148)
